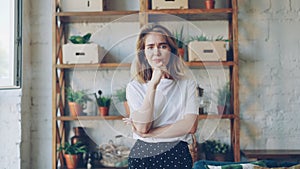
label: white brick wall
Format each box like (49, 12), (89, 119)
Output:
(1, 0), (300, 168)
(239, 0), (300, 149)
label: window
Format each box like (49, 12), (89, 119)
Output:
(0, 0), (22, 89)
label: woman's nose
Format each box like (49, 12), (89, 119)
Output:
(153, 46), (161, 56)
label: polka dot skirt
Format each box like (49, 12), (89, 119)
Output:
(128, 140), (193, 169)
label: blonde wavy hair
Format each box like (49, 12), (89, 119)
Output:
(131, 24), (187, 83)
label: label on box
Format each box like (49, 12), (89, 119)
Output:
(60, 0), (103, 12)
(63, 43), (104, 64)
(152, 0), (188, 10)
(188, 41), (227, 61)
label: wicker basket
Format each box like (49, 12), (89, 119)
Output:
(188, 134), (198, 163)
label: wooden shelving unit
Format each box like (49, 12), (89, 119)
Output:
(52, 0), (240, 168)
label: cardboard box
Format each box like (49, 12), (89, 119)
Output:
(60, 0), (103, 12)
(152, 0), (188, 10)
(62, 43), (104, 64)
(188, 41), (227, 61)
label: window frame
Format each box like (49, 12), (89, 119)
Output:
(0, 0), (22, 89)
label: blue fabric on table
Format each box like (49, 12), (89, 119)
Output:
(193, 160), (299, 169)
(262, 160), (299, 168)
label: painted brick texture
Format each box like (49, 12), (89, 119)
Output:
(0, 0), (300, 169)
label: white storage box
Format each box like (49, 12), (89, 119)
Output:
(188, 41), (227, 61)
(63, 43), (104, 64)
(60, 0), (103, 12)
(152, 0), (188, 9)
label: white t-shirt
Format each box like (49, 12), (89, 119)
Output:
(126, 78), (198, 143)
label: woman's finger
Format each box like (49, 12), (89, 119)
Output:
(122, 118), (132, 125)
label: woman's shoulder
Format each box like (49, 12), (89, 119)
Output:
(177, 78), (197, 86)
(127, 80), (145, 90)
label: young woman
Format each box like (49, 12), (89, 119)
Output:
(124, 24), (198, 169)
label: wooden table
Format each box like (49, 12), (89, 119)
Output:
(243, 150), (300, 162)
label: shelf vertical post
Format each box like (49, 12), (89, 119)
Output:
(232, 0), (240, 162)
(52, 0), (58, 168)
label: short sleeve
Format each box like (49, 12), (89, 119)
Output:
(126, 81), (144, 116)
(184, 80), (198, 115)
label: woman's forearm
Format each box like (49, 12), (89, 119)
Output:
(140, 114), (198, 138)
(130, 82), (157, 134)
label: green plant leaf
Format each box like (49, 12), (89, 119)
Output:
(69, 33), (92, 44)
(114, 87), (127, 102)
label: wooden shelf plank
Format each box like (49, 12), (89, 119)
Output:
(56, 115), (124, 121)
(185, 61), (236, 67)
(242, 149), (300, 160)
(57, 11), (140, 23)
(55, 114), (236, 121)
(55, 61), (236, 69)
(147, 8), (232, 14)
(198, 114), (236, 119)
(55, 63), (131, 69)
(147, 8), (232, 21)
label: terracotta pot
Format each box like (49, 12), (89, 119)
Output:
(123, 101), (130, 116)
(205, 0), (215, 9)
(68, 102), (83, 116)
(217, 105), (226, 115)
(64, 154), (79, 169)
(177, 48), (185, 59)
(98, 106), (109, 116)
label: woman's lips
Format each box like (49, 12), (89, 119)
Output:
(152, 59), (162, 63)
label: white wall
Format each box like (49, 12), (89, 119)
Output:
(0, 0), (300, 168)
(238, 0), (300, 149)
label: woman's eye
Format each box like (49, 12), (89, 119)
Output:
(160, 45), (168, 49)
(146, 46), (154, 50)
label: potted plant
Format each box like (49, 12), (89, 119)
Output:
(94, 90), (111, 116)
(66, 87), (91, 116)
(63, 32), (104, 64)
(114, 87), (130, 116)
(57, 142), (88, 169)
(173, 26), (185, 59)
(187, 34), (228, 62)
(202, 140), (230, 161)
(216, 82), (231, 115)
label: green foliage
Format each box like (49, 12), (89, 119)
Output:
(216, 82), (231, 106)
(69, 33), (92, 44)
(203, 140), (230, 154)
(173, 26), (185, 48)
(114, 87), (127, 102)
(57, 142), (88, 155)
(189, 34), (210, 42)
(66, 87), (90, 107)
(188, 34), (229, 42)
(94, 90), (111, 107)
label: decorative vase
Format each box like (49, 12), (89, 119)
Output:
(205, 0), (215, 9)
(98, 106), (109, 116)
(68, 102), (83, 116)
(123, 101), (130, 116)
(64, 154), (79, 169)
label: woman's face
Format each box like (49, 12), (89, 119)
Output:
(144, 32), (171, 68)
